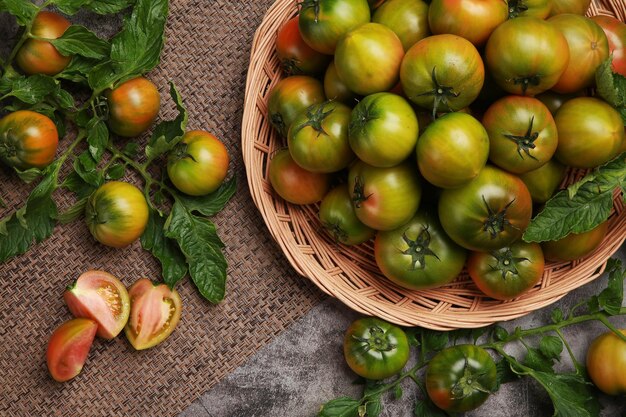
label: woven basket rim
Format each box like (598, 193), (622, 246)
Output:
(242, 0), (626, 330)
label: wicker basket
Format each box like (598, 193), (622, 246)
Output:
(242, 0), (626, 330)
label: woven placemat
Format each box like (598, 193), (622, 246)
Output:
(0, 1), (324, 416)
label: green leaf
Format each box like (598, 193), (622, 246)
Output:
(62, 171), (97, 199)
(55, 88), (75, 109)
(57, 198), (88, 224)
(145, 82), (187, 162)
(494, 325), (509, 341)
(539, 336), (564, 361)
(141, 209), (188, 288)
(595, 58), (626, 110)
(86, 0), (134, 14)
(495, 359), (518, 391)
(73, 151), (104, 187)
(174, 177), (237, 217)
(393, 386), (403, 400)
(0, 162), (59, 262)
(105, 164), (125, 180)
(524, 347), (555, 373)
(56, 56), (100, 84)
(523, 153), (625, 242)
(422, 329), (448, 354)
(365, 399), (382, 417)
(122, 141), (140, 158)
(164, 201), (227, 303)
(14, 166), (42, 183)
(597, 258), (625, 316)
(6, 75), (57, 104)
(318, 397), (360, 417)
(525, 371), (600, 417)
(49, 25), (111, 59)
(87, 120), (109, 163)
(0, 0), (38, 25)
(551, 308), (564, 324)
(413, 398), (449, 417)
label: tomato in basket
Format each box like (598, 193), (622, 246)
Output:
(319, 185), (376, 245)
(507, 0), (551, 19)
(276, 16), (331, 76)
(541, 221), (609, 262)
(591, 15), (626, 76)
(323, 60), (359, 105)
(372, 0), (430, 51)
(269, 149), (331, 205)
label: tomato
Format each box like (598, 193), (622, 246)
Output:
(549, 15), (609, 93)
(349, 92), (418, 167)
(368, 0), (386, 8)
(319, 185), (376, 245)
(554, 97), (624, 168)
(535, 90), (582, 115)
(400, 34), (485, 117)
(468, 241), (544, 300)
(334, 23), (404, 96)
(482, 96), (558, 175)
(375, 209), (467, 290)
(586, 330), (626, 396)
(518, 160), (566, 204)
(507, 0), (551, 19)
(276, 16), (331, 76)
(167, 131), (229, 196)
(46, 318), (97, 382)
(85, 181), (149, 248)
(485, 17), (570, 96)
(417, 112), (489, 188)
(288, 101), (354, 173)
(268, 75), (326, 138)
(323, 61), (358, 105)
(549, 0), (591, 16)
(106, 77), (161, 138)
(343, 317), (409, 380)
(349, 160), (422, 231)
(439, 165), (533, 251)
(298, 0), (371, 54)
(426, 345), (497, 413)
(64, 270), (130, 339)
(591, 15), (626, 76)
(541, 221), (608, 262)
(372, 0), (429, 51)
(124, 278), (182, 350)
(0, 110), (58, 170)
(428, 0), (508, 47)
(15, 11), (71, 76)
(269, 149), (331, 204)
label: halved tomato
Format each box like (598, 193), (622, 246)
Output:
(64, 270), (130, 339)
(47, 318), (97, 382)
(124, 279), (182, 350)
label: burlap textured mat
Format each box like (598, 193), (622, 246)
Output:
(0, 1), (324, 416)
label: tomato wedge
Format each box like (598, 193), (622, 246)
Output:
(64, 270), (130, 339)
(124, 279), (182, 350)
(46, 318), (97, 382)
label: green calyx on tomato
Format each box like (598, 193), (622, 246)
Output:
(416, 67), (460, 119)
(481, 196), (515, 240)
(343, 317), (410, 380)
(319, 185), (375, 245)
(502, 117), (540, 160)
(487, 248), (528, 279)
(400, 227), (439, 269)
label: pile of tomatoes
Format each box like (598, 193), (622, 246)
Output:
(267, 0), (626, 301)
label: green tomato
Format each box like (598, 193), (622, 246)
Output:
(319, 185), (375, 245)
(518, 160), (566, 204)
(372, 0), (430, 51)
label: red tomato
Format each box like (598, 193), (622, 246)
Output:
(15, 11), (71, 75)
(0, 110), (58, 169)
(591, 15), (626, 76)
(541, 221), (608, 262)
(106, 77), (161, 137)
(276, 16), (331, 76)
(269, 149), (331, 204)
(47, 318), (97, 382)
(64, 270), (130, 339)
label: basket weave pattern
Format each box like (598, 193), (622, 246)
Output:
(243, 0), (626, 330)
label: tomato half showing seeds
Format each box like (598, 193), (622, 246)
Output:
(85, 181), (149, 248)
(47, 318), (98, 382)
(482, 95), (558, 175)
(269, 149), (331, 205)
(298, 0), (371, 55)
(586, 330), (626, 396)
(417, 112), (489, 189)
(349, 92), (419, 167)
(343, 317), (410, 380)
(276, 16), (331, 76)
(268, 75), (326, 138)
(439, 165), (533, 251)
(372, 0), (430, 51)
(468, 241), (544, 300)
(319, 185), (376, 245)
(541, 221), (608, 262)
(106, 77), (161, 138)
(400, 34), (485, 118)
(124, 279), (182, 350)
(0, 110), (59, 170)
(518, 159), (566, 204)
(485, 17), (570, 96)
(167, 131), (230, 196)
(334, 23), (405, 96)
(349, 160), (422, 231)
(426, 344), (497, 413)
(64, 270), (130, 339)
(591, 15), (626, 76)
(15, 11), (71, 76)
(375, 209), (467, 290)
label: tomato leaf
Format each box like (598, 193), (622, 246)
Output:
(57, 56), (99, 84)
(165, 201), (227, 303)
(0, 162), (59, 261)
(596, 58), (626, 111)
(174, 177), (237, 217)
(57, 197), (88, 224)
(318, 397), (361, 417)
(0, 0), (38, 25)
(145, 82), (187, 163)
(122, 142), (140, 159)
(105, 164), (125, 180)
(551, 308), (564, 324)
(588, 258), (625, 316)
(539, 336), (563, 361)
(87, 120), (109, 163)
(413, 398), (449, 417)
(52, 0), (134, 15)
(422, 329), (449, 354)
(523, 153), (625, 242)
(523, 371), (600, 417)
(365, 398), (382, 417)
(62, 171), (98, 199)
(141, 209), (188, 288)
(494, 325), (509, 341)
(49, 25), (111, 59)
(494, 359), (519, 391)
(4, 75), (58, 104)
(393, 386), (403, 400)
(73, 151), (104, 187)
(13, 166), (43, 184)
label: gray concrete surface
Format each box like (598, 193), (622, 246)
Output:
(179, 249), (626, 417)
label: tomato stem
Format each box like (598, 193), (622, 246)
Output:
(555, 328), (583, 373)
